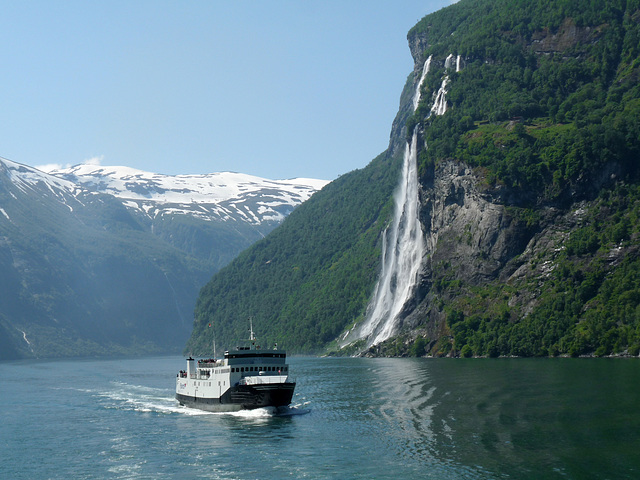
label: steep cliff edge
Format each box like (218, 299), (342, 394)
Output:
(366, 0), (640, 357)
(188, 0), (640, 358)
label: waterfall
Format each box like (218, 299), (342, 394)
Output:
(432, 54), (461, 116)
(357, 130), (424, 345)
(353, 54), (460, 348)
(445, 54), (455, 70)
(355, 56), (431, 346)
(431, 77), (449, 116)
(412, 55), (432, 111)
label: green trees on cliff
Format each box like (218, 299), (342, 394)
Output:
(187, 153), (400, 354)
(189, 0), (640, 357)
(444, 184), (640, 358)
(402, 0), (640, 357)
(412, 0), (640, 206)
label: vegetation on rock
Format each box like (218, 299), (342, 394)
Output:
(189, 0), (640, 358)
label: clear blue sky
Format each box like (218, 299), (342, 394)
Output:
(1, 1), (455, 180)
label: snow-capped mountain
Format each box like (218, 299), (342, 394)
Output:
(48, 164), (329, 225)
(0, 156), (87, 205)
(0, 156), (330, 360)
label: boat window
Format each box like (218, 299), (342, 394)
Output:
(241, 367), (245, 372)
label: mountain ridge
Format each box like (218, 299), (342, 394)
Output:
(48, 163), (328, 224)
(0, 156), (327, 359)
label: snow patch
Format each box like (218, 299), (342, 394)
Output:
(47, 164), (328, 225)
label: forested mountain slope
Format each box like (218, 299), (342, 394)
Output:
(188, 0), (640, 358)
(188, 152), (403, 353)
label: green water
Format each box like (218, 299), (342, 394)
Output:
(1, 356), (638, 479)
(391, 357), (640, 478)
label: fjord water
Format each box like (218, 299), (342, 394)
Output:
(1, 356), (639, 479)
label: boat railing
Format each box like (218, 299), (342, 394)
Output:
(198, 361), (221, 368)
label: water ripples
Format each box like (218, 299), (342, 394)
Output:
(4, 355), (639, 479)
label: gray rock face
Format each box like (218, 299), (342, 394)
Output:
(421, 161), (520, 282)
(394, 159), (533, 338)
(378, 21), (623, 350)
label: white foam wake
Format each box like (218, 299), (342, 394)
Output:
(90, 381), (310, 418)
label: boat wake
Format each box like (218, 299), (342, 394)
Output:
(195, 403), (311, 418)
(96, 381), (209, 415)
(82, 381), (310, 418)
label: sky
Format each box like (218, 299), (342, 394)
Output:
(1, 1), (456, 181)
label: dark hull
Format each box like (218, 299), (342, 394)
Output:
(176, 382), (296, 412)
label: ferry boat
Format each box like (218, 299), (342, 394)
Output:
(175, 325), (295, 412)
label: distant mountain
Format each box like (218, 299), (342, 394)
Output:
(0, 157), (327, 360)
(48, 164), (328, 264)
(49, 164), (327, 225)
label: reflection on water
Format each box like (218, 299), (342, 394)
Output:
(330, 357), (640, 479)
(1, 356), (639, 480)
(296, 357), (640, 479)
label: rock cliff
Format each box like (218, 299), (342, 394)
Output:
(366, 0), (640, 357)
(188, 0), (640, 358)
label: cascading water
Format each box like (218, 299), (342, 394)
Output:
(352, 54), (460, 348)
(357, 129), (424, 345)
(412, 56), (432, 111)
(432, 54), (461, 116)
(431, 77), (449, 116)
(354, 56), (431, 346)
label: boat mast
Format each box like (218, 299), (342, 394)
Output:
(209, 321), (216, 361)
(249, 317), (257, 349)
